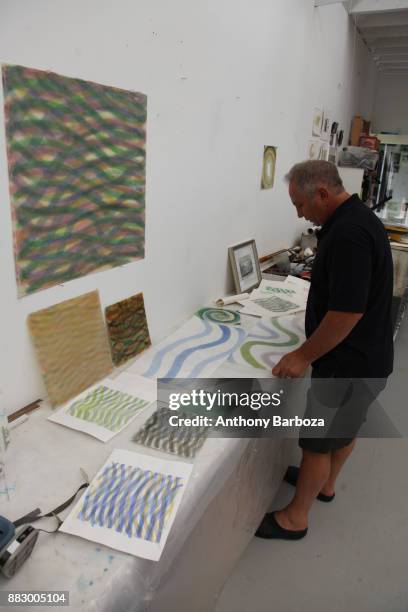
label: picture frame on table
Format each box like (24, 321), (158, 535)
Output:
(228, 239), (262, 294)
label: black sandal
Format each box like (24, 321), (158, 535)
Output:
(284, 466), (335, 503)
(255, 512), (308, 540)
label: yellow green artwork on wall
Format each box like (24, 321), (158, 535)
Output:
(28, 291), (113, 406)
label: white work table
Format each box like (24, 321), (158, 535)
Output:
(1, 309), (305, 612)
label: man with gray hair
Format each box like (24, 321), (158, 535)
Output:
(256, 160), (393, 540)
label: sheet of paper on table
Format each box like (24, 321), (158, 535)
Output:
(60, 449), (193, 561)
(238, 277), (309, 318)
(284, 275), (310, 299)
(239, 295), (305, 318)
(255, 278), (308, 302)
(47, 372), (156, 442)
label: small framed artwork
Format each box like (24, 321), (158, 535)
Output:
(330, 121), (339, 146)
(261, 146), (277, 189)
(318, 141), (329, 161)
(321, 111), (332, 141)
(312, 108), (323, 136)
(308, 140), (320, 160)
(228, 239), (262, 293)
(328, 146), (337, 164)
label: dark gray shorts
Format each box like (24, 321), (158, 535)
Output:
(299, 363), (387, 454)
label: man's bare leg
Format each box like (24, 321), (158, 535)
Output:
(275, 449), (331, 531)
(320, 438), (356, 496)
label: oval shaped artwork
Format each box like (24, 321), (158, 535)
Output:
(261, 146), (277, 190)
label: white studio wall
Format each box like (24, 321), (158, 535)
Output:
(372, 73), (408, 134)
(0, 0), (377, 413)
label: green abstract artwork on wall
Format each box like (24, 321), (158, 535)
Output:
(2, 64), (147, 296)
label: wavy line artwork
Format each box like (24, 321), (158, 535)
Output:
(195, 307), (241, 325)
(253, 295), (300, 313)
(77, 461), (183, 543)
(133, 406), (208, 458)
(259, 286), (297, 296)
(106, 293), (151, 366)
(229, 314), (305, 371)
(28, 290), (113, 406)
(60, 449), (192, 560)
(68, 386), (149, 432)
(129, 316), (246, 379)
(2, 64), (147, 296)
(47, 372), (156, 442)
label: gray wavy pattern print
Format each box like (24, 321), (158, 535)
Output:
(254, 295), (299, 312)
(133, 406), (208, 459)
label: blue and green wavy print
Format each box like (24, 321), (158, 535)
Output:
(2, 64), (147, 296)
(78, 461), (183, 543)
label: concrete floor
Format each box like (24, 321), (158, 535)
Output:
(215, 317), (408, 612)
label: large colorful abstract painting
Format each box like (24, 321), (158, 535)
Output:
(128, 316), (246, 379)
(48, 372), (156, 442)
(105, 293), (151, 366)
(60, 449), (193, 560)
(28, 290), (113, 406)
(2, 64), (147, 297)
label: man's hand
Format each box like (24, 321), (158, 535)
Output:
(272, 348), (310, 378)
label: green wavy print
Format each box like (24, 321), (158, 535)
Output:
(240, 319), (300, 369)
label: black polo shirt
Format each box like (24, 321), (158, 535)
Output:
(305, 194), (394, 378)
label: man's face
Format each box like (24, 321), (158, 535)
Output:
(289, 181), (330, 225)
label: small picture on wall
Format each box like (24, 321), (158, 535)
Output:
(228, 240), (262, 294)
(321, 111), (332, 141)
(312, 108), (323, 136)
(308, 140), (320, 160)
(330, 121), (339, 146)
(319, 142), (329, 161)
(328, 147), (337, 164)
(261, 146), (277, 189)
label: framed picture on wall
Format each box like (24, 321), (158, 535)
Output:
(321, 110), (332, 141)
(319, 141), (329, 161)
(312, 107), (323, 137)
(308, 140), (320, 160)
(228, 239), (262, 293)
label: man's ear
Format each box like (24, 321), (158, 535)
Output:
(318, 187), (329, 201)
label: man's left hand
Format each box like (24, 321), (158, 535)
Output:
(272, 349), (310, 378)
